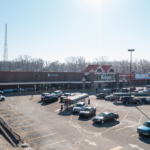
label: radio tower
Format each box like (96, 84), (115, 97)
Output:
(3, 24), (8, 71)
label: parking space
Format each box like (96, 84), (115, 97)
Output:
(0, 92), (150, 150)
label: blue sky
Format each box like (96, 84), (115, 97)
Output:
(0, 0), (150, 62)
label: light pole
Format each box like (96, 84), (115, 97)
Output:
(128, 49), (135, 93)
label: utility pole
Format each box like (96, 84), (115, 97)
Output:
(128, 49), (135, 93)
(3, 24), (8, 71)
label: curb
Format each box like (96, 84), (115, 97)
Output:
(4, 89), (96, 96)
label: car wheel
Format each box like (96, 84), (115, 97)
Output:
(126, 101), (128, 104)
(44, 100), (46, 103)
(137, 101), (139, 104)
(101, 120), (104, 124)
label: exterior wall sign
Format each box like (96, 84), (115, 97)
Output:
(48, 74), (58, 77)
(101, 74), (111, 80)
(94, 74), (116, 81)
(119, 74), (135, 79)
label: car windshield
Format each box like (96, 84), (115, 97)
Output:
(75, 104), (83, 107)
(98, 113), (106, 117)
(52, 92), (57, 94)
(64, 94), (69, 96)
(49, 96), (54, 98)
(83, 108), (90, 111)
(143, 122), (150, 127)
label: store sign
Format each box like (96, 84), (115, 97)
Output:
(48, 74), (58, 77)
(119, 74), (135, 79)
(101, 74), (112, 81)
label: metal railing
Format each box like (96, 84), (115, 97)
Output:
(0, 116), (21, 141)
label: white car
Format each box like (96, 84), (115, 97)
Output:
(0, 90), (3, 94)
(73, 102), (87, 113)
(41, 93), (50, 100)
(0, 95), (5, 101)
(52, 90), (62, 97)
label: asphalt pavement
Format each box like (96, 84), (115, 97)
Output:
(0, 91), (150, 150)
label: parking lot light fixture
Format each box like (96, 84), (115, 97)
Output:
(128, 49), (135, 93)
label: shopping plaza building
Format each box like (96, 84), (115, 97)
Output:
(0, 64), (150, 92)
(0, 65), (119, 92)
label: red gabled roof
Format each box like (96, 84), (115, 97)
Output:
(84, 65), (99, 72)
(101, 65), (112, 73)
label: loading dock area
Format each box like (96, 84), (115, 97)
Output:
(0, 92), (150, 150)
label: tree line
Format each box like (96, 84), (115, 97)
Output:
(0, 55), (150, 73)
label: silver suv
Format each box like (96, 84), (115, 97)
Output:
(52, 90), (62, 97)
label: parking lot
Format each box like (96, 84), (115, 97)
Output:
(0, 91), (150, 150)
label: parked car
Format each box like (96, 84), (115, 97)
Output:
(137, 120), (150, 137)
(121, 88), (129, 92)
(105, 94), (112, 100)
(52, 90), (62, 97)
(60, 93), (74, 102)
(79, 107), (96, 118)
(111, 88), (119, 92)
(96, 93), (106, 99)
(0, 90), (4, 94)
(105, 94), (115, 101)
(142, 90), (149, 93)
(73, 102), (87, 113)
(101, 89), (111, 94)
(41, 93), (50, 100)
(128, 87), (136, 92)
(92, 112), (119, 124)
(146, 85), (150, 89)
(147, 89), (150, 93)
(139, 98), (150, 104)
(44, 94), (58, 103)
(121, 96), (141, 104)
(0, 95), (5, 101)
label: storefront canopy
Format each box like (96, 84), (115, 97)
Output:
(0, 81), (91, 85)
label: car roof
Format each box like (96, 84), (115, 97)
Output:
(42, 93), (50, 94)
(84, 107), (92, 109)
(122, 96), (132, 97)
(77, 102), (85, 104)
(50, 93), (56, 95)
(54, 90), (62, 92)
(102, 112), (111, 115)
